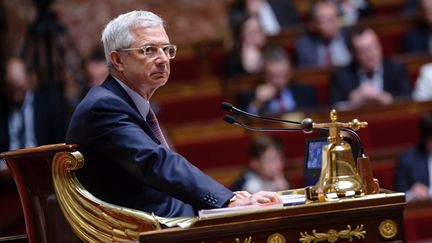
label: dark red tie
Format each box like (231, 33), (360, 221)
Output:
(147, 108), (169, 148)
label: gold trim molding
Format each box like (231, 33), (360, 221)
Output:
(299, 224), (366, 243)
(234, 236), (253, 243)
(379, 219), (398, 239)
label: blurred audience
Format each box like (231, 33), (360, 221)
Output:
(394, 111), (432, 201)
(329, 27), (411, 107)
(295, 0), (351, 67)
(403, 0), (432, 54)
(228, 0), (302, 36)
(0, 57), (66, 175)
(231, 135), (289, 193)
(238, 44), (318, 115)
(226, 15), (267, 77)
(412, 62), (432, 101)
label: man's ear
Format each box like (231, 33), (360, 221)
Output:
(110, 51), (124, 72)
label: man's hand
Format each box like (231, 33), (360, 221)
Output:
(410, 183), (431, 201)
(250, 191), (282, 204)
(227, 191), (282, 207)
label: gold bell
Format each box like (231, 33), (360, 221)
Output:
(308, 110), (368, 202)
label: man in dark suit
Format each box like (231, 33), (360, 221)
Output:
(0, 57), (66, 153)
(240, 44), (318, 114)
(295, 0), (351, 67)
(67, 10), (280, 218)
(394, 111), (432, 201)
(228, 0), (302, 37)
(329, 27), (411, 107)
(403, 0), (432, 54)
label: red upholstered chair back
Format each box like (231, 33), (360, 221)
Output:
(0, 144), (80, 243)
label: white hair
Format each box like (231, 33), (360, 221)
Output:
(101, 10), (164, 71)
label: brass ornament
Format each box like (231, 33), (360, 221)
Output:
(379, 219), (398, 239)
(267, 233), (286, 243)
(299, 224), (366, 243)
(234, 236), (253, 243)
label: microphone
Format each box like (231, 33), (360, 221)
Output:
(224, 115), (307, 132)
(221, 102), (301, 125)
(221, 102), (365, 156)
(221, 102), (314, 133)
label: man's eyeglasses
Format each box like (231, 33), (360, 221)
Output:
(118, 44), (177, 59)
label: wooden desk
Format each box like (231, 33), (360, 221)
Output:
(140, 193), (406, 243)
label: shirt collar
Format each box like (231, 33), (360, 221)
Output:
(113, 77), (150, 119)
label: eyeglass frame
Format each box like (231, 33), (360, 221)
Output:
(117, 44), (177, 59)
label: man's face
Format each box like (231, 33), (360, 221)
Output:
(118, 25), (171, 93)
(256, 147), (285, 180)
(5, 59), (29, 105)
(314, 3), (340, 41)
(265, 59), (291, 89)
(352, 30), (383, 72)
(421, 0), (432, 26)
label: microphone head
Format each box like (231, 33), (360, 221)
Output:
(223, 114), (238, 124)
(220, 102), (234, 111)
(301, 118), (314, 134)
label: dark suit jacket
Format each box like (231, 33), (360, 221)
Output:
(238, 83), (319, 114)
(294, 30), (350, 67)
(66, 75), (234, 217)
(403, 24), (431, 54)
(394, 146), (430, 192)
(329, 59), (411, 104)
(0, 89), (66, 153)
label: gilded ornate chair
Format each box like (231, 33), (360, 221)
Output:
(1, 144), (196, 243)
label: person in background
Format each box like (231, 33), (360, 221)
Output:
(403, 0), (432, 54)
(226, 15), (267, 77)
(84, 46), (109, 92)
(228, 0), (302, 37)
(412, 62), (432, 101)
(394, 111), (432, 201)
(232, 136), (289, 193)
(0, 57), (66, 222)
(239, 44), (318, 114)
(295, 0), (351, 67)
(67, 10), (281, 218)
(0, 57), (66, 153)
(329, 26), (411, 107)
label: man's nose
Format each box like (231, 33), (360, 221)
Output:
(154, 48), (169, 64)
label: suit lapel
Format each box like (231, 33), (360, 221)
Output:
(101, 75), (161, 145)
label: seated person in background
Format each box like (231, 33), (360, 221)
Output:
(226, 15), (267, 77)
(394, 111), (432, 201)
(239, 44), (318, 114)
(84, 46), (109, 92)
(232, 136), (289, 193)
(0, 57), (66, 153)
(0, 57), (66, 190)
(412, 62), (432, 101)
(329, 26), (411, 107)
(295, 0), (351, 68)
(67, 10), (281, 218)
(403, 0), (432, 54)
(228, 0), (302, 36)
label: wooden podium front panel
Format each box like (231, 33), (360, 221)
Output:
(140, 193), (406, 243)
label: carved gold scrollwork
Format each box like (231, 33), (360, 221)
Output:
(299, 224), (366, 243)
(379, 219), (398, 239)
(234, 236), (253, 243)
